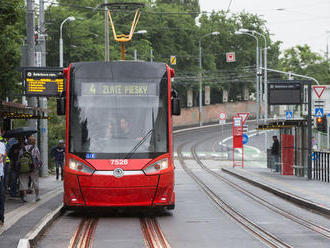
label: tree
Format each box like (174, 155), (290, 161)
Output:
(280, 44), (330, 85)
(0, 0), (25, 100)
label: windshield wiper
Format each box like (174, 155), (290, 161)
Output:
(124, 129), (153, 159)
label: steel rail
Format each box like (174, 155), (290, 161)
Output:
(177, 141), (292, 248)
(191, 136), (330, 240)
(68, 218), (99, 248)
(140, 217), (171, 248)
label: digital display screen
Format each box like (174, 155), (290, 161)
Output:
(24, 68), (64, 97)
(81, 82), (157, 96)
(268, 81), (303, 105)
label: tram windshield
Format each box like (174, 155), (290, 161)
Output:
(69, 62), (169, 159)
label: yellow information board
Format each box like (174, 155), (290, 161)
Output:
(24, 68), (64, 96)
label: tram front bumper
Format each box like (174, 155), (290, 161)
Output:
(63, 171), (174, 207)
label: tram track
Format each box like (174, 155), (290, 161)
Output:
(68, 218), (99, 248)
(66, 216), (170, 248)
(191, 138), (330, 240)
(140, 217), (171, 248)
(177, 141), (292, 248)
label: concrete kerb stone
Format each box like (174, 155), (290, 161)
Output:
(17, 204), (64, 248)
(222, 168), (330, 217)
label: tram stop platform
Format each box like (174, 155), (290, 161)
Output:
(222, 166), (330, 217)
(0, 175), (63, 248)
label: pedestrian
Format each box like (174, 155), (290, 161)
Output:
(25, 136), (42, 201)
(51, 140), (65, 180)
(16, 136), (31, 202)
(0, 129), (10, 191)
(7, 137), (20, 197)
(0, 132), (6, 226)
(271, 135), (280, 172)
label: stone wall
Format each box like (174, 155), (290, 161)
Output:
(173, 101), (257, 127)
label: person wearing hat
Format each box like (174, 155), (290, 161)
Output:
(50, 140), (65, 180)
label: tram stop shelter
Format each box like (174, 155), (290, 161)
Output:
(0, 100), (49, 130)
(258, 119), (308, 177)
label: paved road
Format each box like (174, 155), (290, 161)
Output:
(35, 123), (330, 247)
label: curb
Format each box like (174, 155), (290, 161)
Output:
(17, 204), (64, 248)
(222, 168), (330, 217)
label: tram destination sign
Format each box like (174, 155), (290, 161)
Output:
(23, 67), (64, 97)
(268, 80), (303, 105)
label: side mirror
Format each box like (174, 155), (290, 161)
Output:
(57, 97), (66, 115)
(172, 98), (181, 116)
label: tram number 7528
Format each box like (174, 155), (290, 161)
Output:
(110, 159), (129, 166)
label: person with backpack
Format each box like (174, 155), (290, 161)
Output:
(25, 136), (42, 201)
(17, 136), (36, 202)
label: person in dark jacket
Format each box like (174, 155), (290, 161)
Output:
(271, 135), (280, 172)
(50, 140), (65, 180)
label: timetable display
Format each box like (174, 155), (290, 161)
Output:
(24, 68), (64, 97)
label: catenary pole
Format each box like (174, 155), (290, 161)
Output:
(26, 0), (38, 134)
(38, 0), (48, 177)
(105, 0), (110, 61)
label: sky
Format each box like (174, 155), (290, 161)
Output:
(199, 0), (330, 54)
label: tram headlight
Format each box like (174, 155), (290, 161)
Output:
(143, 158), (168, 175)
(69, 158), (94, 175)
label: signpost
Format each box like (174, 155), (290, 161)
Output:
(237, 112), (250, 124)
(286, 111), (293, 120)
(226, 52), (236, 63)
(313, 86), (325, 98)
(315, 108), (324, 117)
(24, 68), (64, 97)
(232, 116), (243, 168)
(170, 56), (176, 65)
(242, 133), (249, 145)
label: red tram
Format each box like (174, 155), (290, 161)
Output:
(58, 61), (180, 209)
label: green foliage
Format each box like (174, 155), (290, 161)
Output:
(47, 98), (66, 156)
(0, 0), (25, 100)
(280, 44), (330, 85)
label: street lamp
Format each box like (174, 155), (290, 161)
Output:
(326, 31), (330, 61)
(198, 31), (220, 126)
(235, 30), (260, 123)
(59, 16), (75, 67)
(133, 30), (148, 60)
(238, 28), (269, 147)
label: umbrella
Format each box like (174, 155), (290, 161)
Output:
(4, 127), (38, 138)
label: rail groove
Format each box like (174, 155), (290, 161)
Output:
(140, 217), (171, 248)
(191, 140), (330, 240)
(68, 218), (99, 248)
(177, 141), (292, 248)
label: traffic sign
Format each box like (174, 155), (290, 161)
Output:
(237, 112), (249, 124)
(233, 117), (242, 127)
(243, 125), (248, 133)
(219, 112), (227, 120)
(315, 108), (324, 117)
(242, 133), (249, 144)
(219, 119), (226, 125)
(286, 111), (293, 120)
(313, 99), (325, 108)
(313, 86), (326, 98)
(170, 56), (176, 65)
(226, 52), (236, 63)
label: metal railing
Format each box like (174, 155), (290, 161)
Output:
(313, 151), (330, 183)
